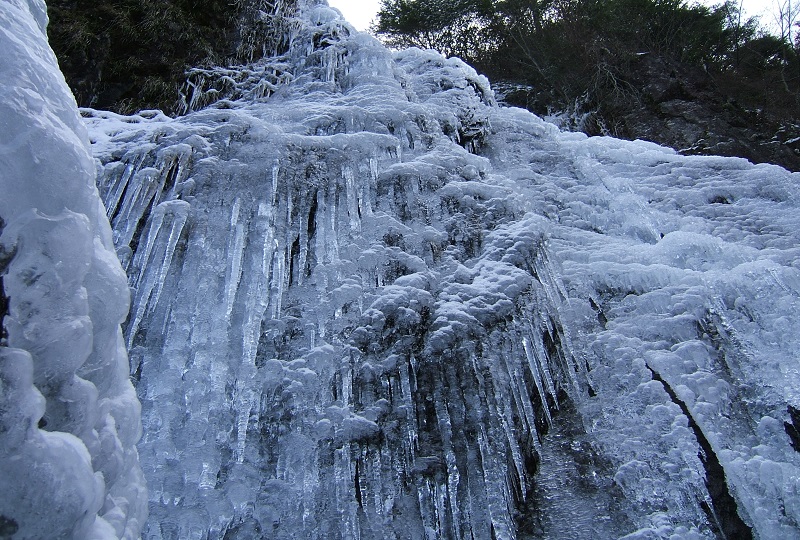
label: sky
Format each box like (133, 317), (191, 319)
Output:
(327, 0), (782, 34)
(327, 0), (382, 32)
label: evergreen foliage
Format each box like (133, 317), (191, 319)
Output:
(377, 0), (799, 108)
(47, 0), (298, 113)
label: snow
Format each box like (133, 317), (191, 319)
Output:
(3, 0), (800, 538)
(0, 1), (146, 538)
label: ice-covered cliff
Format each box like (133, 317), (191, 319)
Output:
(85, 4), (800, 537)
(4, 0), (800, 538)
(0, 1), (146, 538)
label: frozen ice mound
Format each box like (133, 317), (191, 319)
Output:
(0, 1), (146, 538)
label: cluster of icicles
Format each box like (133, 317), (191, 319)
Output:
(85, 4), (585, 538)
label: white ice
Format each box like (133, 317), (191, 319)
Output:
(4, 0), (800, 538)
(0, 1), (146, 538)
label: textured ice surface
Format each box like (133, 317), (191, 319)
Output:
(0, 1), (146, 538)
(80, 1), (800, 539)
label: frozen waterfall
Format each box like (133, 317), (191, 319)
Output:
(4, 0), (800, 538)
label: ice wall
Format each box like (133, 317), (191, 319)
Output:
(84, 1), (800, 539)
(0, 1), (146, 538)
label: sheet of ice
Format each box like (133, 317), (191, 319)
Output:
(0, 1), (146, 538)
(79, 1), (800, 539)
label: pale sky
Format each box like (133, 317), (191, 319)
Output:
(327, 0), (783, 34)
(327, 0), (382, 32)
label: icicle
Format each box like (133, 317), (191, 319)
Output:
(334, 443), (358, 540)
(126, 201), (190, 349)
(129, 197), (165, 288)
(266, 172), (288, 318)
(271, 161), (280, 204)
(470, 356), (516, 536)
(113, 167), (160, 248)
(497, 350), (541, 445)
(242, 206), (275, 369)
(532, 251), (584, 385)
(327, 180), (339, 262)
(534, 250), (570, 308)
(343, 165), (361, 233)
(357, 178), (372, 220)
(270, 241), (285, 319)
(522, 335), (553, 427)
(500, 401), (528, 500)
(433, 387), (461, 539)
(284, 188), (296, 286)
(297, 190), (310, 286)
(261, 163), (280, 320)
(224, 198), (246, 321)
(387, 183), (395, 215)
(324, 47), (336, 83)
(365, 156), (378, 217)
(370, 448), (385, 518)
(149, 202), (189, 310)
(435, 479), (451, 536)
(241, 295), (262, 370)
(314, 187), (328, 266)
(417, 480), (436, 536)
(100, 162), (127, 215)
(341, 363), (353, 406)
(150, 150), (180, 208)
(234, 385), (254, 464)
(399, 357), (418, 460)
(199, 462), (216, 490)
(126, 253), (163, 348)
(103, 149), (150, 219)
(162, 146), (193, 201)
(532, 328), (559, 408)
(301, 443), (319, 533)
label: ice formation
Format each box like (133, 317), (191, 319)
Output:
(0, 1), (146, 538)
(3, 0), (800, 538)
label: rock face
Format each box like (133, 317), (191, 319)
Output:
(507, 54), (800, 173)
(0, 1), (146, 538)
(611, 55), (800, 173)
(46, 0), (300, 113)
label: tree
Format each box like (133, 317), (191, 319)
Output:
(771, 0), (800, 94)
(774, 0), (800, 47)
(47, 0), (299, 113)
(374, 0), (494, 60)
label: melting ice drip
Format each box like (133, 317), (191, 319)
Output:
(84, 1), (800, 539)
